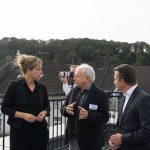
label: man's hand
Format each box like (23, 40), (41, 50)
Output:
(108, 139), (120, 150)
(59, 77), (68, 84)
(66, 103), (75, 115)
(109, 133), (122, 149)
(78, 106), (88, 119)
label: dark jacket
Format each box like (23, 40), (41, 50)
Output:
(117, 87), (150, 150)
(1, 78), (50, 130)
(61, 84), (109, 150)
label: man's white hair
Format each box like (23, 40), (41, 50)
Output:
(76, 64), (95, 82)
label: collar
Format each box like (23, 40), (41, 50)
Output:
(22, 78), (40, 88)
(79, 83), (93, 92)
(124, 84), (138, 97)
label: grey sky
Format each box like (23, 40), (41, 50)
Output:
(0, 0), (150, 43)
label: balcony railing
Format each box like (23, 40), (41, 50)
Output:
(0, 91), (123, 150)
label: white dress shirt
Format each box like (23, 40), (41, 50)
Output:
(122, 84), (138, 113)
(63, 83), (72, 96)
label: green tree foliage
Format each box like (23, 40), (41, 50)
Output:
(0, 37), (150, 66)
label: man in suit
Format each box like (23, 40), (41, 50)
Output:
(61, 64), (109, 150)
(109, 64), (150, 150)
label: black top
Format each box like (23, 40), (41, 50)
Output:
(76, 89), (89, 106)
(1, 78), (50, 130)
(24, 81), (41, 116)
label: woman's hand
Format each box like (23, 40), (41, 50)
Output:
(15, 111), (37, 123)
(37, 111), (47, 122)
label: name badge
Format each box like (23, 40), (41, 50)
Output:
(89, 104), (98, 110)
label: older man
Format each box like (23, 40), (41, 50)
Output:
(61, 64), (109, 150)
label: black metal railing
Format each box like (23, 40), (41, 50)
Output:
(49, 97), (67, 149)
(0, 91), (123, 150)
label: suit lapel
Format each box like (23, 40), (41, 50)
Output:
(18, 79), (27, 105)
(119, 87), (139, 126)
(36, 82), (44, 107)
(118, 96), (125, 126)
(38, 88), (44, 107)
(83, 84), (96, 108)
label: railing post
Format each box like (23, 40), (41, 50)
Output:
(2, 114), (5, 150)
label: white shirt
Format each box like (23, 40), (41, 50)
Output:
(63, 83), (72, 96)
(122, 84), (138, 113)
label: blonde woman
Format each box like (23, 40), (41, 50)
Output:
(1, 54), (50, 150)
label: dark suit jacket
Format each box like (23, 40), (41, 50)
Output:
(117, 86), (150, 150)
(61, 84), (109, 150)
(1, 78), (50, 130)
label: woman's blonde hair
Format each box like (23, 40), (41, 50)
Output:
(14, 54), (42, 75)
